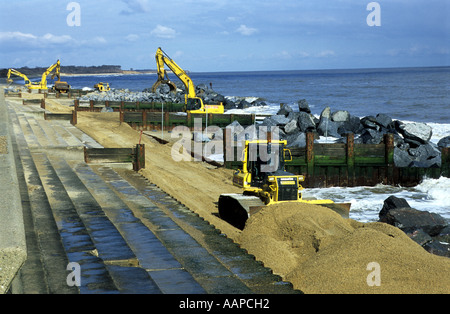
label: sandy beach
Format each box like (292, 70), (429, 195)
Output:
(71, 108), (450, 294)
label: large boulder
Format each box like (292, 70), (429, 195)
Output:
(397, 122), (432, 145)
(379, 196), (447, 236)
(331, 110), (350, 122)
(298, 99), (311, 113)
(284, 119), (298, 134)
(337, 115), (363, 136)
(297, 112), (316, 132)
(374, 113), (392, 129)
(286, 132), (307, 148)
(359, 129), (384, 144)
(437, 136), (450, 149)
(317, 107), (340, 138)
(277, 104), (294, 117)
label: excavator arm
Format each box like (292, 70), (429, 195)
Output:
(152, 47), (195, 97)
(151, 47), (224, 114)
(6, 69), (32, 86)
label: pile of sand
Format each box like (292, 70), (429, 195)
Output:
(239, 203), (450, 294)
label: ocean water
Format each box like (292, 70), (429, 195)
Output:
(52, 67), (450, 222)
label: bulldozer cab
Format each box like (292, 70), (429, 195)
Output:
(246, 142), (286, 188)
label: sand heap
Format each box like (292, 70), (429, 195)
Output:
(239, 203), (450, 294)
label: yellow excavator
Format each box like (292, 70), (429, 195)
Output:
(6, 69), (34, 87)
(151, 47), (224, 114)
(6, 60), (69, 93)
(48, 60), (70, 93)
(24, 59), (70, 92)
(218, 139), (351, 229)
(94, 82), (110, 92)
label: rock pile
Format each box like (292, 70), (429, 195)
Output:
(379, 196), (449, 257)
(227, 99), (445, 168)
(78, 82), (268, 109)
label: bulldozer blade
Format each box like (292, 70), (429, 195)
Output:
(319, 202), (351, 219)
(218, 194), (265, 230)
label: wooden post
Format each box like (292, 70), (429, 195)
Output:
(71, 110), (77, 125)
(187, 112), (192, 129)
(384, 133), (395, 185)
(164, 111), (170, 131)
(441, 147), (450, 178)
(306, 132), (315, 186)
(142, 111), (147, 130)
(74, 99), (79, 111)
(119, 111), (124, 123)
(133, 144), (145, 171)
(346, 133), (355, 186)
(90, 100), (94, 111)
(40, 99), (45, 109)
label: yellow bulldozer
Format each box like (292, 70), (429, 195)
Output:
(94, 82), (110, 92)
(218, 139), (351, 229)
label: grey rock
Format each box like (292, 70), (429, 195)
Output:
(286, 132), (306, 148)
(398, 122), (432, 144)
(284, 119), (298, 134)
(277, 104), (294, 117)
(437, 136), (450, 149)
(331, 110), (350, 122)
(375, 113), (393, 129)
(360, 129), (384, 144)
(297, 112), (316, 132)
(298, 99), (311, 113)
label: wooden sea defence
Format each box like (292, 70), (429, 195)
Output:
(84, 144), (145, 171)
(120, 111), (256, 131)
(223, 132), (450, 188)
(74, 99), (186, 113)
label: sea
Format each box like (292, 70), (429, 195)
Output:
(43, 66), (450, 222)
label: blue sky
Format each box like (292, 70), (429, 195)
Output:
(0, 0), (448, 72)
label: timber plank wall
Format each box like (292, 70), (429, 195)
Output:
(9, 92), (448, 188)
(223, 132), (450, 188)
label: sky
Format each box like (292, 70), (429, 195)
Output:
(0, 0), (449, 72)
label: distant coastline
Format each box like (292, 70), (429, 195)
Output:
(61, 70), (158, 77)
(0, 65), (158, 79)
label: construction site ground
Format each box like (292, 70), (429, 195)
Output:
(2, 90), (300, 294)
(3, 90), (450, 294)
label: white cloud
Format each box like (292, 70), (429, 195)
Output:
(42, 33), (73, 44)
(125, 34), (139, 42)
(317, 50), (336, 57)
(0, 31), (73, 45)
(0, 31), (37, 42)
(121, 0), (150, 14)
(150, 25), (177, 39)
(236, 25), (258, 36)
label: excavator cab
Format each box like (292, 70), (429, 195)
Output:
(186, 97), (202, 111)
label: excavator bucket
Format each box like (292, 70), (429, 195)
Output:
(151, 80), (177, 94)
